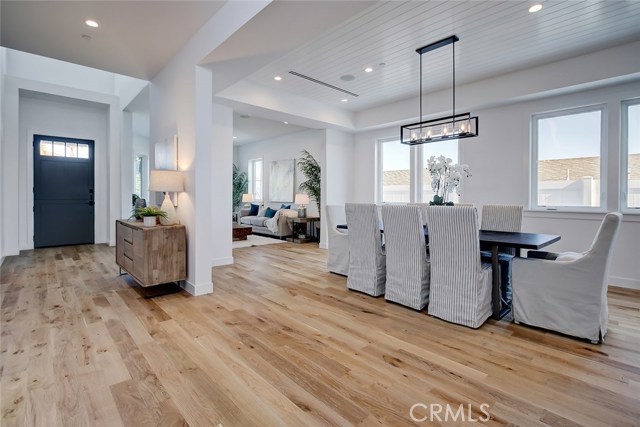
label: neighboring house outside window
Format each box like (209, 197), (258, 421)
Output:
(531, 105), (606, 211)
(622, 99), (640, 212)
(248, 158), (263, 202)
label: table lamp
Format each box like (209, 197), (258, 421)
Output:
(149, 170), (184, 225)
(294, 193), (309, 218)
(242, 193), (254, 208)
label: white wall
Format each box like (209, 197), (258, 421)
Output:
(323, 128), (354, 248)
(19, 93), (110, 247)
(236, 128), (325, 216)
(352, 79), (640, 289)
(0, 48), (6, 263)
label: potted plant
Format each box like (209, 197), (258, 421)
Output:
(134, 206), (168, 227)
(298, 149), (321, 215)
(232, 164), (248, 211)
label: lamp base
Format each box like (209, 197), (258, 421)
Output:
(160, 193), (178, 225)
(297, 206), (306, 218)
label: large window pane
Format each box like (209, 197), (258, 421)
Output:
(422, 140), (459, 203)
(534, 108), (603, 209)
(626, 102), (640, 209)
(248, 158), (263, 201)
(380, 140), (410, 203)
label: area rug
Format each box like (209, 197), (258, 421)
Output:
(232, 235), (286, 249)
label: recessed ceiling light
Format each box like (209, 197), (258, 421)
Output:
(274, 76), (282, 81)
(85, 19), (99, 28)
(283, 121), (289, 125)
(341, 98), (348, 103)
(233, 136), (237, 139)
(364, 67), (373, 73)
(528, 4), (542, 13)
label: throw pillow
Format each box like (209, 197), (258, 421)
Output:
(248, 203), (260, 216)
(280, 204), (291, 209)
(265, 207), (277, 218)
(257, 208), (267, 217)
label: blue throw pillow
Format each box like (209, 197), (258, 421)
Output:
(280, 204), (291, 209)
(248, 203), (260, 216)
(265, 207), (277, 218)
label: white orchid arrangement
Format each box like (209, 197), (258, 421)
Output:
(426, 155), (472, 205)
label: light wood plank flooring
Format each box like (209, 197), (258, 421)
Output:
(1, 243), (640, 426)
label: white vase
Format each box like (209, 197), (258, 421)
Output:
(143, 216), (156, 227)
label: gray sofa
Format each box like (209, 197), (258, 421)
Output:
(237, 206), (296, 238)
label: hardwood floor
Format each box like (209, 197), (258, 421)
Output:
(1, 243), (640, 427)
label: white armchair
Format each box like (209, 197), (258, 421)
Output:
(512, 212), (622, 343)
(326, 205), (349, 276)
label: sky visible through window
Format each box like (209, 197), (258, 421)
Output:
(630, 104), (639, 155)
(538, 110), (601, 160)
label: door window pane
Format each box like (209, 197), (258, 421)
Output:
(53, 141), (66, 157)
(534, 108), (603, 209)
(65, 143), (78, 158)
(380, 140), (410, 203)
(77, 144), (90, 159)
(40, 141), (53, 156)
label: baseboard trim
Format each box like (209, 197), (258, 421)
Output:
(182, 280), (213, 296)
(610, 276), (640, 290)
(211, 256), (233, 267)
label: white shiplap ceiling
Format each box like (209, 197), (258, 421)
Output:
(247, 1), (640, 112)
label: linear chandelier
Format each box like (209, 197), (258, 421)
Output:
(401, 35), (478, 145)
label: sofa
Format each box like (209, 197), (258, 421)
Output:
(237, 205), (297, 238)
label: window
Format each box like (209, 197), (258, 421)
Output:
(378, 139), (410, 203)
(39, 140), (89, 159)
(134, 155), (148, 200)
(421, 140), (459, 204)
(376, 138), (459, 204)
(248, 158), (263, 201)
(622, 99), (640, 211)
(531, 106), (605, 210)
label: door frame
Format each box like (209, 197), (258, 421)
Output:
(27, 129), (102, 250)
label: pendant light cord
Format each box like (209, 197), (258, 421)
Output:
(419, 51), (423, 126)
(452, 40), (455, 119)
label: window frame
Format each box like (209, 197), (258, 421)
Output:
(247, 157), (263, 203)
(530, 104), (608, 213)
(621, 98), (640, 214)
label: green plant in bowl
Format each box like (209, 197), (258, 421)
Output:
(133, 206), (168, 220)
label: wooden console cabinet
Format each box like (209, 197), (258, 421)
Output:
(116, 220), (186, 288)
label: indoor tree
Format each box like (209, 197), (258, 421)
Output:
(298, 149), (321, 214)
(232, 164), (248, 211)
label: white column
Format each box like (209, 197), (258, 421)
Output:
(211, 103), (233, 268)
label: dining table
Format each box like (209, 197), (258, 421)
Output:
(336, 224), (560, 320)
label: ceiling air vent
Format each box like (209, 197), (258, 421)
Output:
(288, 71), (359, 97)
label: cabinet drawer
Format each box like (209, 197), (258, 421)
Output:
(117, 223), (133, 243)
(122, 241), (133, 260)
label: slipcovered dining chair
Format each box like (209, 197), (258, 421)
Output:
(345, 203), (386, 296)
(381, 205), (430, 310)
(480, 204), (523, 305)
(427, 206), (492, 328)
(326, 205), (349, 276)
(512, 212), (622, 343)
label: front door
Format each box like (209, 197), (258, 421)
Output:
(33, 135), (95, 248)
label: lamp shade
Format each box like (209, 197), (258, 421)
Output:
(294, 194), (309, 205)
(149, 170), (183, 192)
(242, 193), (254, 203)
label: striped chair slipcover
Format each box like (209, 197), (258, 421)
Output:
(345, 203), (386, 296)
(480, 204), (523, 305)
(427, 205), (492, 328)
(326, 205), (349, 276)
(381, 205), (430, 310)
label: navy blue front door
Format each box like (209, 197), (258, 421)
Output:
(33, 135), (95, 248)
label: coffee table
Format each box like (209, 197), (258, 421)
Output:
(232, 224), (253, 241)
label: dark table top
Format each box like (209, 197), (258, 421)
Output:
(336, 224), (560, 250)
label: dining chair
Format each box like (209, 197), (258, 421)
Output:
(512, 212), (622, 343)
(480, 204), (523, 305)
(407, 203), (430, 226)
(345, 203), (386, 296)
(381, 205), (430, 310)
(427, 205), (492, 328)
(326, 205), (349, 276)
